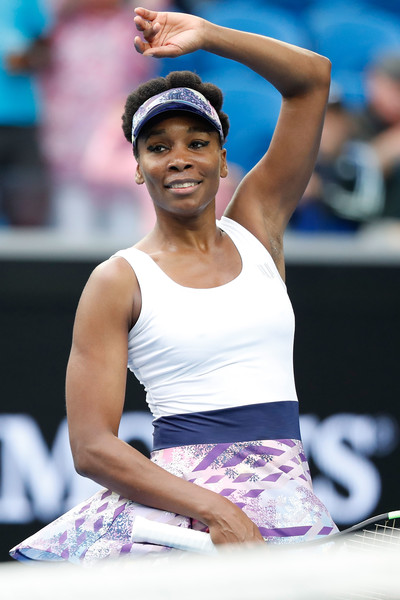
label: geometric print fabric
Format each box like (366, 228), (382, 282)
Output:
(10, 438), (337, 564)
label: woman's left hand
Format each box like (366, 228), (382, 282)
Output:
(133, 6), (206, 58)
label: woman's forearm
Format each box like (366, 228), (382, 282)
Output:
(201, 21), (331, 98)
(134, 7), (330, 97)
(74, 432), (234, 528)
(75, 433), (263, 544)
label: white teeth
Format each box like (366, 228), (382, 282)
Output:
(169, 182), (198, 189)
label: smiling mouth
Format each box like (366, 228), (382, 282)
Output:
(165, 180), (201, 189)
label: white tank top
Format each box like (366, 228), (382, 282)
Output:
(113, 216), (298, 418)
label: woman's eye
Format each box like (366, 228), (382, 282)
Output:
(190, 140), (209, 149)
(147, 144), (167, 153)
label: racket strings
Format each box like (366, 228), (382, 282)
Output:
(350, 519), (400, 551)
(335, 519), (400, 600)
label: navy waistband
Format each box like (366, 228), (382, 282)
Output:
(152, 401), (301, 450)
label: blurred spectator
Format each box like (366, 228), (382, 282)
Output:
(41, 0), (169, 238)
(0, 0), (52, 227)
(354, 53), (400, 220)
(290, 85), (384, 233)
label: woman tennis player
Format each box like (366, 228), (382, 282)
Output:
(10, 6), (337, 563)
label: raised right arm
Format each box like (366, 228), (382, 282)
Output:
(66, 257), (263, 545)
(133, 7), (331, 279)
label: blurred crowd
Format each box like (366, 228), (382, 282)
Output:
(2, 0), (400, 239)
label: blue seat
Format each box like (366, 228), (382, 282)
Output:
(362, 0), (400, 16)
(307, 5), (400, 69)
(248, 0), (315, 15)
(305, 4), (400, 106)
(191, 0), (315, 16)
(219, 75), (281, 172)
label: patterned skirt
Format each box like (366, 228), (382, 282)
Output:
(9, 438), (337, 564)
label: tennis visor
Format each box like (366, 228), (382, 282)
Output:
(131, 87), (224, 147)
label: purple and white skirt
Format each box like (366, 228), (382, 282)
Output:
(10, 437), (337, 564)
(10, 402), (337, 563)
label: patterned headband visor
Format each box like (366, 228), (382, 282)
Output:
(131, 87), (225, 147)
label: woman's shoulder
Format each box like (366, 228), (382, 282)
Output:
(69, 254), (141, 334)
(82, 254), (140, 308)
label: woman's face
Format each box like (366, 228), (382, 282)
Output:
(367, 70), (400, 125)
(135, 113), (228, 218)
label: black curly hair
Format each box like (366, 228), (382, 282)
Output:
(121, 71), (230, 157)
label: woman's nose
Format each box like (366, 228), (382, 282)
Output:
(167, 151), (193, 172)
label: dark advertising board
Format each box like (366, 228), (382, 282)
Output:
(0, 257), (399, 562)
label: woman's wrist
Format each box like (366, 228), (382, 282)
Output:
(194, 490), (235, 526)
(201, 21), (226, 54)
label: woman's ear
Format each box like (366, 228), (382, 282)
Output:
(135, 164), (144, 185)
(220, 148), (228, 179)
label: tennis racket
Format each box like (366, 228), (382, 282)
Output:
(131, 515), (216, 553)
(332, 510), (400, 552)
(131, 510), (400, 553)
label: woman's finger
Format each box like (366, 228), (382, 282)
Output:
(134, 6), (158, 21)
(134, 16), (162, 43)
(134, 35), (147, 55)
(142, 46), (181, 58)
(134, 15), (153, 33)
(134, 16), (146, 33)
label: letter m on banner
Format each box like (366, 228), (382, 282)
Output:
(0, 412), (153, 524)
(0, 414), (76, 523)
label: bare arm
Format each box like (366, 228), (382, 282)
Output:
(67, 258), (263, 545)
(133, 7), (331, 276)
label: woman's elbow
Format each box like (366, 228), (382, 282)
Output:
(71, 448), (91, 478)
(287, 52), (331, 98)
(314, 53), (332, 89)
(70, 440), (101, 478)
